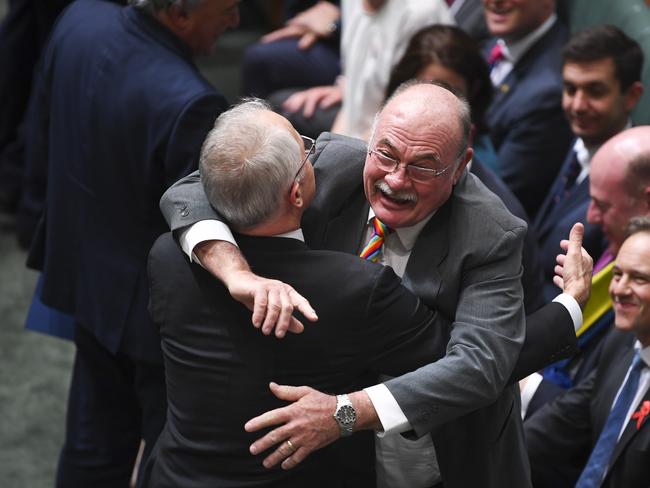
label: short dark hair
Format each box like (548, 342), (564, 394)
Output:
(563, 24), (644, 92)
(385, 25), (492, 134)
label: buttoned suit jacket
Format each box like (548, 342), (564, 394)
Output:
(25, 0), (227, 363)
(526, 329), (650, 488)
(160, 132), (578, 487)
(534, 144), (607, 303)
(485, 20), (573, 219)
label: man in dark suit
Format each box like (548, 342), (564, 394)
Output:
(526, 216), (650, 488)
(24, 0), (235, 485)
(482, 0), (573, 218)
(521, 26), (644, 419)
(534, 25), (644, 304)
(525, 125), (650, 418)
(143, 99), (455, 487)
(160, 82), (591, 487)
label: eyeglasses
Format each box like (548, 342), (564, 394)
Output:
(289, 135), (315, 193)
(368, 149), (452, 182)
(293, 135), (315, 180)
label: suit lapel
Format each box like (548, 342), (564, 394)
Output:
(534, 149), (575, 233)
(608, 382), (650, 473)
(322, 191), (369, 254)
(401, 200), (450, 306)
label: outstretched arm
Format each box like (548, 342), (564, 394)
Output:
(160, 172), (318, 337)
(245, 224), (594, 468)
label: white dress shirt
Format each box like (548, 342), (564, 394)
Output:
(490, 13), (557, 87)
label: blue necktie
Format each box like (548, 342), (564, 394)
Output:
(553, 151), (582, 205)
(576, 352), (645, 487)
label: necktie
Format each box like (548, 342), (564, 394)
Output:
(553, 152), (582, 204)
(576, 352), (645, 487)
(487, 42), (505, 69)
(359, 217), (391, 263)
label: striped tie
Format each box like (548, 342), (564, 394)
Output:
(359, 217), (391, 262)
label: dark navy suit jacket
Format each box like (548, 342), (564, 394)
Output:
(486, 20), (573, 219)
(526, 330), (650, 488)
(471, 158), (545, 312)
(533, 144), (607, 303)
(26, 0), (228, 363)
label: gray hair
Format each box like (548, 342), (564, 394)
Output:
(625, 215), (650, 238)
(199, 99), (303, 231)
(370, 80), (472, 165)
(130, 0), (203, 13)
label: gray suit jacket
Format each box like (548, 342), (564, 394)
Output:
(160, 133), (576, 487)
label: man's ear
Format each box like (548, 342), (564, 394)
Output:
(452, 147), (472, 185)
(289, 181), (305, 209)
(164, 2), (191, 33)
(643, 183), (650, 212)
(624, 81), (644, 112)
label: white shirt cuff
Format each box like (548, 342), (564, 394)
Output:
(552, 293), (583, 333)
(179, 220), (237, 263)
(519, 372), (544, 419)
(364, 384), (412, 437)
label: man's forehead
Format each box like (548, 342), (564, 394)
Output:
(618, 233), (650, 266)
(562, 58), (617, 83)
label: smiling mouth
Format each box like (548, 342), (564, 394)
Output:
(375, 181), (417, 205)
(486, 4), (513, 16)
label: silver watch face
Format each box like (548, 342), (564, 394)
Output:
(337, 404), (357, 426)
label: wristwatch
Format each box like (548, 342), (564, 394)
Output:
(333, 394), (356, 437)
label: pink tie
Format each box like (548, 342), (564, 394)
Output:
(488, 43), (505, 68)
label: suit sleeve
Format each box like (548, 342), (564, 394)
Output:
(163, 92), (227, 187)
(509, 301), (577, 384)
(384, 224), (527, 436)
(525, 370), (595, 486)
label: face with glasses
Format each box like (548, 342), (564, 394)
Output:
(363, 85), (471, 228)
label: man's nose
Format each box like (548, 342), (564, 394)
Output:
(571, 90), (588, 112)
(384, 164), (411, 188)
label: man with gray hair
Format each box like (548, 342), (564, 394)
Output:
(143, 98), (453, 486)
(23, 0), (237, 485)
(161, 82), (593, 487)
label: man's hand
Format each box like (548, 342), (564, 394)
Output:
(261, 1), (340, 50)
(282, 85), (343, 119)
(554, 222), (593, 308)
(195, 240), (317, 338)
(245, 383), (339, 470)
(227, 270), (318, 337)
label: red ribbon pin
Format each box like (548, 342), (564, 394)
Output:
(631, 400), (650, 430)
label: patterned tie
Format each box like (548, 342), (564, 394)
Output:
(553, 152), (582, 204)
(575, 352), (645, 487)
(359, 217), (391, 262)
(487, 42), (506, 69)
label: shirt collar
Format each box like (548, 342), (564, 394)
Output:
(574, 118), (632, 171)
(573, 138), (592, 173)
(367, 207), (435, 251)
(635, 340), (650, 369)
(501, 14), (557, 64)
(273, 228), (305, 242)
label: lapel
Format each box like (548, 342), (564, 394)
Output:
(401, 198), (451, 307)
(322, 190), (369, 255)
(608, 374), (650, 473)
(487, 22), (562, 123)
(534, 148), (575, 231)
